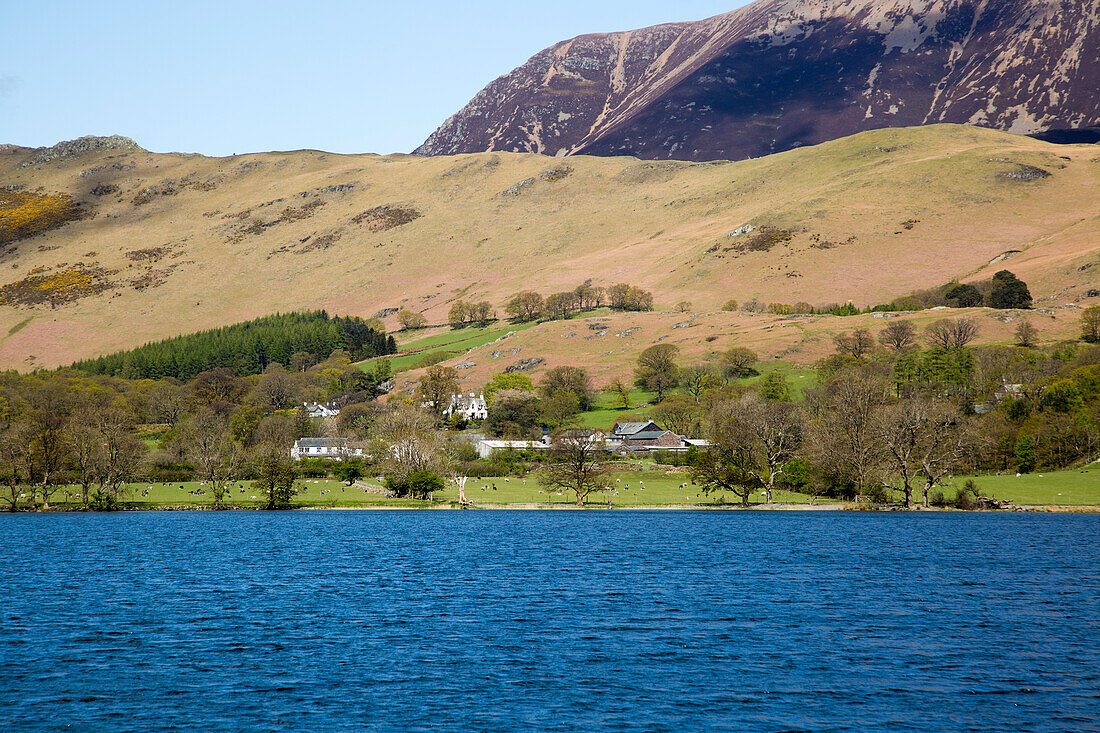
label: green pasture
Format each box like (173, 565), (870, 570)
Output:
(433, 471), (837, 507)
(940, 466), (1100, 506)
(361, 321), (535, 374)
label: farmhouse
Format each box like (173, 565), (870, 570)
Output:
(445, 393), (488, 421)
(290, 438), (364, 460)
(303, 402), (340, 419)
(609, 421), (708, 454)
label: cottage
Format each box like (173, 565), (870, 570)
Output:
(476, 437), (551, 459)
(445, 393), (488, 421)
(303, 402), (340, 419)
(610, 420), (704, 454)
(290, 437), (364, 460)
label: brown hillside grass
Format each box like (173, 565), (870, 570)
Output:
(0, 124), (1096, 370)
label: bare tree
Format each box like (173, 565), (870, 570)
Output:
(873, 400), (927, 507)
(833, 329), (874, 359)
(181, 409), (240, 509)
(737, 394), (803, 504)
(878, 321), (918, 351)
(372, 406), (449, 487)
(927, 318), (979, 349)
(539, 430), (611, 506)
(808, 369), (892, 497)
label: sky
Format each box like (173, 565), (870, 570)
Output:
(1, 1), (751, 156)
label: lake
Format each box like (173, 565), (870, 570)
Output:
(1, 511), (1097, 732)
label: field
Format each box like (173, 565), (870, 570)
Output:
(941, 466), (1100, 507)
(1, 124), (1097, 373)
(361, 321), (535, 374)
(33, 465), (1099, 511)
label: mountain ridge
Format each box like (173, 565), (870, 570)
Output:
(416, 0), (1100, 162)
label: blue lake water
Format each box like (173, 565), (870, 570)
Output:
(0, 511), (1097, 732)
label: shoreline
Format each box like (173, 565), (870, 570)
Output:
(10, 502), (1099, 514)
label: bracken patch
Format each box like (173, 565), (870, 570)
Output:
(351, 205), (422, 232)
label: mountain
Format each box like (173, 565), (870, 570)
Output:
(0, 125), (1097, 370)
(416, 0), (1100, 162)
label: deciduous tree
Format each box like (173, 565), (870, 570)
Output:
(539, 430), (611, 506)
(634, 344), (680, 403)
(879, 321), (918, 351)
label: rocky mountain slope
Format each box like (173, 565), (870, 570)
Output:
(0, 126), (1097, 370)
(416, 0), (1100, 162)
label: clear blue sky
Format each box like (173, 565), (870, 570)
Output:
(1, 1), (750, 156)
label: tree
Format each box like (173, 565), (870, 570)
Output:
(485, 389), (542, 438)
(676, 301), (692, 313)
(397, 310), (427, 330)
(190, 368), (247, 406)
(879, 321), (918, 351)
(541, 390), (580, 429)
(1014, 319), (1039, 348)
(722, 299), (738, 312)
(1081, 305), (1100, 343)
(720, 347), (758, 378)
(254, 365), (298, 411)
(253, 450), (299, 509)
(927, 318), (979, 349)
(758, 372), (793, 402)
(446, 299), (468, 327)
(539, 430), (611, 506)
(505, 291), (544, 322)
(386, 469), (445, 500)
(944, 283), (983, 308)
(91, 397), (143, 503)
(604, 379), (632, 410)
(634, 344), (680, 402)
(24, 381), (71, 508)
(988, 270), (1032, 309)
(736, 395), (803, 503)
(333, 458), (366, 485)
(416, 365), (460, 416)
(473, 301), (494, 324)
(543, 292), (578, 320)
(541, 367), (593, 411)
(679, 366), (724, 403)
(182, 409), (240, 509)
(483, 373), (535, 403)
(651, 395), (704, 438)
(690, 404), (763, 506)
(833, 329), (874, 359)
(808, 369), (891, 498)
(372, 407), (449, 490)
(873, 399), (928, 507)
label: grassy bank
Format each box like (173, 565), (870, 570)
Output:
(19, 465), (1100, 511)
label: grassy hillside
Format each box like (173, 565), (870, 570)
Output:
(0, 124), (1096, 370)
(387, 305), (1084, 397)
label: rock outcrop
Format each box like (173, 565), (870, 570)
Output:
(20, 135), (143, 168)
(417, 0), (1100, 161)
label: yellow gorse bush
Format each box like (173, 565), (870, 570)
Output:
(0, 266), (110, 307)
(0, 187), (83, 244)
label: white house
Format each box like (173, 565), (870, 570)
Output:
(303, 402), (340, 419)
(445, 393), (488, 421)
(476, 437), (551, 459)
(290, 438), (364, 460)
